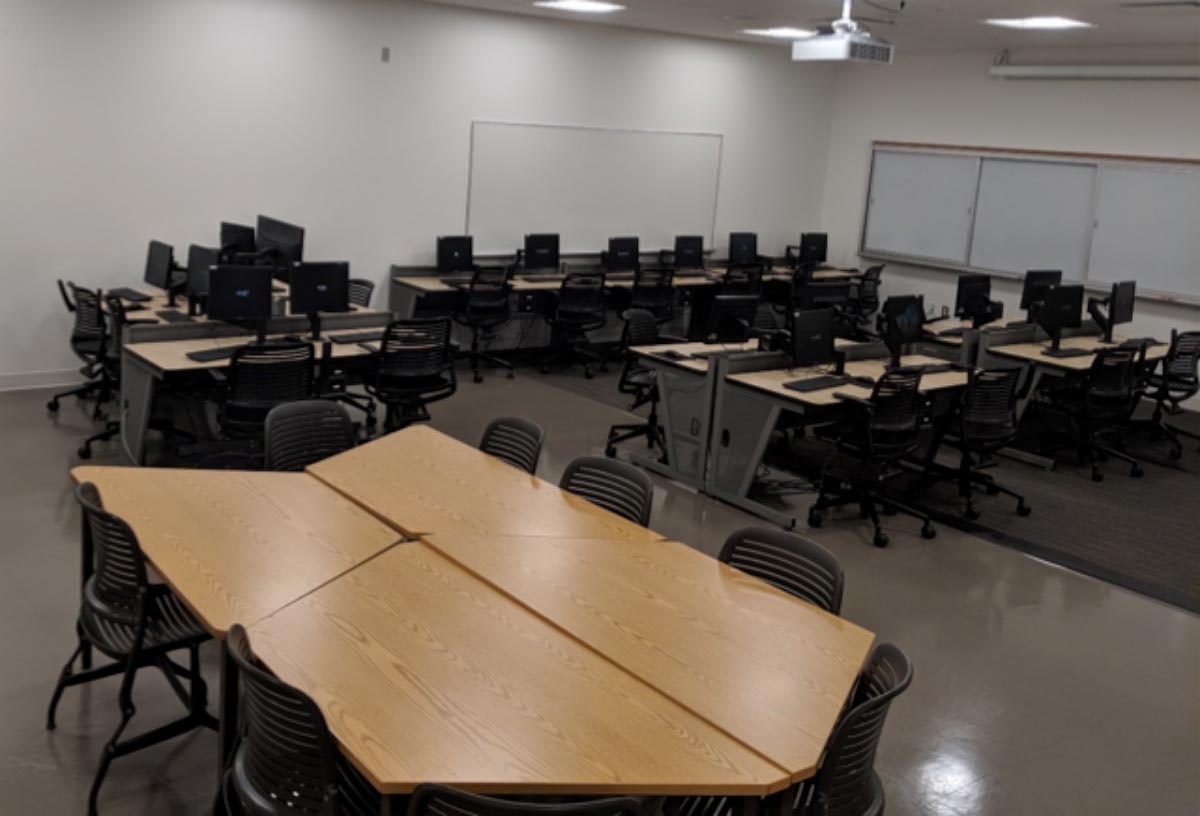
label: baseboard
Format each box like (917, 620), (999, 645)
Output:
(0, 369), (82, 392)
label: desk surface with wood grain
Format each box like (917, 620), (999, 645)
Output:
(248, 543), (791, 796)
(633, 339), (860, 374)
(125, 333), (377, 374)
(69, 467), (402, 635)
(989, 335), (1170, 371)
(730, 354), (969, 407)
(308, 426), (665, 542)
(393, 267), (860, 294)
(421, 533), (875, 781)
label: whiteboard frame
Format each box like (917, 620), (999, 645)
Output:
(858, 141), (1200, 307)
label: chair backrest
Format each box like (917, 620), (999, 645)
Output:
(379, 318), (455, 378)
(228, 342), (316, 407)
(1164, 330), (1200, 388)
(721, 264), (763, 297)
(866, 368), (924, 457)
(855, 265), (884, 313)
(264, 401), (357, 471)
(225, 624), (340, 816)
(57, 279), (77, 312)
(719, 527), (845, 614)
(960, 366), (1023, 449)
(557, 272), (607, 317)
(1087, 347), (1139, 409)
(69, 282), (106, 346)
(813, 643), (912, 816)
(479, 417), (545, 475)
(559, 456), (654, 527)
(103, 294), (131, 360)
(76, 482), (148, 627)
(348, 278), (375, 308)
(466, 265), (513, 318)
(629, 267), (675, 319)
(408, 784), (646, 816)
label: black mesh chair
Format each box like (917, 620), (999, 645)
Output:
(1055, 346), (1147, 481)
(540, 272), (608, 379)
(264, 400), (357, 471)
(629, 267), (676, 325)
(222, 624), (380, 816)
(845, 266), (883, 330)
(719, 528), (844, 614)
(318, 340), (378, 436)
(408, 784), (646, 816)
(47, 483), (215, 816)
(560, 456), (654, 527)
(479, 416), (545, 475)
(1128, 330), (1200, 458)
(453, 265), (515, 383)
(48, 282), (111, 417)
(606, 310), (683, 461)
(810, 368), (936, 548)
(220, 342), (316, 441)
(368, 318), (457, 432)
(348, 278), (376, 308)
(720, 264), (764, 297)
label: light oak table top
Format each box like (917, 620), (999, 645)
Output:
(632, 339), (860, 374)
(125, 333), (376, 374)
(730, 354), (969, 407)
(989, 335), (1170, 371)
(70, 466), (402, 635)
(393, 275), (718, 294)
(421, 533), (874, 781)
(248, 543), (790, 796)
(309, 426), (665, 542)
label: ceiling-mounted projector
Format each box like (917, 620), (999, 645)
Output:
(792, 0), (895, 64)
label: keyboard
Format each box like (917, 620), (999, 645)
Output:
(109, 287), (152, 302)
(329, 331), (386, 345)
(912, 362), (961, 374)
(519, 274), (565, 284)
(656, 350), (692, 361)
(440, 276), (473, 288)
(1120, 337), (1165, 348)
(937, 326), (968, 338)
(185, 347), (239, 363)
(156, 310), (193, 324)
(784, 375), (848, 393)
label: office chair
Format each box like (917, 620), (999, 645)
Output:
(606, 310), (685, 462)
(845, 265), (884, 333)
(810, 367), (936, 548)
(409, 784), (645, 816)
(1128, 330), (1200, 459)
(453, 265), (515, 383)
(222, 625), (381, 816)
(629, 267), (676, 324)
(47, 283), (111, 417)
(369, 317), (457, 432)
(560, 456), (654, 527)
(348, 277), (375, 308)
(264, 400), (357, 471)
(318, 340), (378, 436)
(57, 278), (77, 313)
(719, 264), (764, 297)
(769, 264), (813, 321)
(47, 483), (216, 816)
(719, 528), (845, 614)
(479, 416), (545, 475)
(218, 342), (316, 442)
(1053, 346), (1147, 482)
(539, 272), (607, 379)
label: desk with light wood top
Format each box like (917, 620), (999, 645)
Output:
(248, 542), (791, 798)
(308, 425), (665, 542)
(421, 533), (875, 781)
(988, 334), (1170, 371)
(729, 354), (968, 408)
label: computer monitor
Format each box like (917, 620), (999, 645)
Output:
(704, 294), (759, 343)
(209, 265), (274, 343)
(219, 222), (256, 260)
(524, 234), (560, 271)
(290, 262), (350, 339)
(955, 274), (991, 319)
(799, 233), (828, 265)
(144, 240), (175, 290)
(674, 236), (705, 270)
(883, 294), (925, 368)
(791, 308), (836, 369)
(256, 216), (306, 281)
(607, 237), (640, 272)
(184, 244), (221, 301)
(1088, 280), (1137, 344)
(437, 236), (474, 274)
(728, 233), (758, 267)
(1038, 284), (1084, 356)
(1021, 269), (1063, 316)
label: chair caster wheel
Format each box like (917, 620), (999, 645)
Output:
(77, 446), (92, 460)
(365, 416), (378, 429)
(584, 367), (595, 379)
(1169, 447), (1182, 460)
(473, 372), (483, 384)
(1017, 501), (1032, 517)
(807, 510), (822, 528)
(963, 507), (980, 521)
(873, 531), (889, 548)
(539, 364), (550, 375)
(605, 446), (616, 458)
(921, 523), (936, 540)
(1091, 469), (1104, 483)
(1130, 465), (1143, 478)
(47, 399), (60, 412)
(506, 370), (515, 379)
(599, 364), (609, 374)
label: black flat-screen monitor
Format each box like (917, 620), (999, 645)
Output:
(674, 236), (704, 269)
(1109, 280), (1136, 327)
(524, 234), (560, 270)
(799, 232), (828, 265)
(185, 245), (221, 298)
(1021, 269), (1063, 310)
(1039, 284), (1083, 342)
(220, 222), (256, 259)
(144, 240), (175, 289)
(290, 262), (350, 315)
(437, 236), (474, 274)
(607, 237), (640, 272)
(791, 308), (835, 368)
(256, 216), (305, 281)
(209, 266), (273, 325)
(955, 274), (992, 320)
(705, 294), (759, 343)
(729, 233), (758, 267)
(883, 295), (925, 368)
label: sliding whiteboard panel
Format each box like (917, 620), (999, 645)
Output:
(862, 150), (979, 263)
(467, 122), (722, 253)
(1089, 165), (1200, 298)
(969, 158), (1097, 280)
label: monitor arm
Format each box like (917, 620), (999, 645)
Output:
(973, 299), (1005, 329)
(166, 261), (187, 308)
(1088, 296), (1115, 343)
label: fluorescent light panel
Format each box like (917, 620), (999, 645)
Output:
(533, 0), (625, 13)
(983, 16), (1094, 30)
(743, 26), (817, 39)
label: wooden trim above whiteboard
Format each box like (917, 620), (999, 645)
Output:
(873, 140), (1200, 168)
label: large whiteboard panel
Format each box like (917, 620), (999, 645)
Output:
(467, 122), (722, 253)
(862, 151), (979, 263)
(1089, 165), (1200, 298)
(969, 158), (1097, 280)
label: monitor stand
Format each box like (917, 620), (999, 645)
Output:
(1042, 331), (1091, 358)
(1088, 298), (1117, 344)
(308, 313), (322, 341)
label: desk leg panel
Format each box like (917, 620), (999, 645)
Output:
(120, 353), (157, 466)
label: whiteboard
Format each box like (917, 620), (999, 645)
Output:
(1089, 165), (1200, 298)
(862, 150), (979, 264)
(969, 158), (1096, 280)
(467, 122), (722, 253)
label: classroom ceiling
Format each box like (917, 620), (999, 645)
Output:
(423, 0), (1200, 51)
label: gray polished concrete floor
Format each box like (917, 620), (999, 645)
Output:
(2, 374), (1198, 815)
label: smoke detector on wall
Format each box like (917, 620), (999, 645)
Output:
(791, 0), (897, 64)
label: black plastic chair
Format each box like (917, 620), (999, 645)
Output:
(453, 265), (515, 383)
(223, 624), (380, 816)
(264, 400), (357, 471)
(220, 342), (316, 441)
(606, 310), (683, 462)
(47, 483), (215, 816)
(1056, 346), (1147, 481)
(560, 456), (654, 527)
(48, 282), (111, 417)
(540, 272), (608, 379)
(811, 368), (935, 548)
(369, 318), (457, 432)
(408, 784), (646, 816)
(1128, 330), (1200, 458)
(479, 416), (545, 475)
(719, 528), (844, 614)
(348, 277), (376, 308)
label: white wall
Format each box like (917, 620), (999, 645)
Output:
(820, 49), (1200, 342)
(0, 0), (835, 387)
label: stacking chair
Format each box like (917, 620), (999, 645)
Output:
(539, 272), (607, 379)
(1128, 330), (1200, 458)
(479, 416), (545, 475)
(368, 318), (457, 431)
(47, 483), (216, 816)
(453, 265), (515, 383)
(222, 625), (380, 816)
(348, 277), (376, 308)
(1054, 346), (1147, 482)
(47, 283), (111, 417)
(719, 528), (844, 614)
(219, 342), (316, 441)
(409, 784), (645, 816)
(264, 400), (357, 471)
(606, 310), (682, 461)
(560, 456), (654, 527)
(810, 368), (936, 548)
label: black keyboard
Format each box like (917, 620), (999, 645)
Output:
(440, 276), (473, 288)
(784, 375), (848, 393)
(156, 310), (193, 324)
(109, 287), (152, 302)
(329, 331), (385, 345)
(913, 362), (961, 374)
(937, 327), (968, 338)
(1120, 337), (1165, 348)
(656, 350), (691, 361)
(186, 347), (238, 363)
(519, 274), (565, 284)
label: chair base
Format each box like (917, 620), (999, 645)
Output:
(1125, 407), (1200, 460)
(464, 350), (515, 384)
(539, 338), (603, 379)
(606, 403), (668, 464)
(809, 475), (935, 549)
(384, 403), (431, 433)
(77, 418), (197, 461)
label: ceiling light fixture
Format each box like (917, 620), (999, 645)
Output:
(533, 0), (626, 13)
(983, 16), (1094, 30)
(743, 26), (818, 39)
